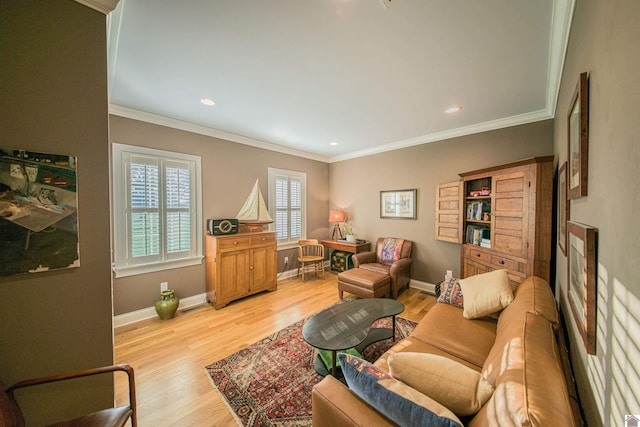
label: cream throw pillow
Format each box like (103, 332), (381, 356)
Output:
(388, 352), (494, 416)
(458, 269), (513, 319)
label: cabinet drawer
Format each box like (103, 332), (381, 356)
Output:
(490, 254), (518, 271)
(468, 247), (490, 263)
(251, 233), (276, 246)
(217, 236), (251, 252)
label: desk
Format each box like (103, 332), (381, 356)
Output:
(320, 239), (371, 254)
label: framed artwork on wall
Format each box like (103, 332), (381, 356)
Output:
(567, 221), (598, 355)
(0, 148), (79, 276)
(380, 189), (417, 219)
(567, 72), (589, 199)
(558, 161), (570, 256)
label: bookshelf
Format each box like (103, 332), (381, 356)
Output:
(436, 157), (554, 287)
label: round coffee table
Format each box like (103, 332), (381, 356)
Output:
(302, 298), (405, 376)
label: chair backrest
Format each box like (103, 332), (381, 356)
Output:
(297, 240), (324, 258)
(374, 237), (412, 264)
(1, 383), (25, 427)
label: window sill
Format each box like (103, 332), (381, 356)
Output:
(113, 256), (204, 278)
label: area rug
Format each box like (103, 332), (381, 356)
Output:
(205, 316), (417, 427)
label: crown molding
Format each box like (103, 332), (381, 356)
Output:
(329, 109), (553, 163)
(74, 0), (120, 14)
(546, 0), (576, 117)
(108, 104), (330, 163)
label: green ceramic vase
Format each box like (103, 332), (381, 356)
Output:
(155, 289), (179, 320)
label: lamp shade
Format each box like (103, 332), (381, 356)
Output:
(328, 210), (345, 222)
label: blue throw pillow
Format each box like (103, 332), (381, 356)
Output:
(339, 353), (462, 427)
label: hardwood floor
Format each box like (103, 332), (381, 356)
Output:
(114, 273), (436, 426)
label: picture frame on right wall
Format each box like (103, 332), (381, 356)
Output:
(567, 72), (589, 199)
(567, 221), (598, 355)
(558, 161), (569, 256)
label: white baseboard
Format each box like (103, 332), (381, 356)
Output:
(113, 293), (208, 328)
(409, 279), (437, 295)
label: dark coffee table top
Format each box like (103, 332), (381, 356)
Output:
(302, 298), (405, 351)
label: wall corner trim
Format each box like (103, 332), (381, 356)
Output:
(74, 0), (120, 14)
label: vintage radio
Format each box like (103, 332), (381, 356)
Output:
(207, 218), (239, 235)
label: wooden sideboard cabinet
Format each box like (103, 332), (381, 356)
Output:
(205, 231), (277, 309)
(436, 156), (554, 287)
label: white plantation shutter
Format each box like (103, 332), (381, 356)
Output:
(269, 168), (306, 245)
(113, 144), (203, 277)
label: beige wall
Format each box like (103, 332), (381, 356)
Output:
(109, 116), (330, 315)
(0, 1), (115, 424)
(330, 120), (554, 285)
(553, 1), (640, 426)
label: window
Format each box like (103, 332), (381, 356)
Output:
(112, 143), (203, 277)
(268, 168), (306, 246)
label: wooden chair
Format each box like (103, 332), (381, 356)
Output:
(1, 364), (136, 427)
(297, 239), (325, 281)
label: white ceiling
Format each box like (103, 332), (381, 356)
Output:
(108, 0), (574, 163)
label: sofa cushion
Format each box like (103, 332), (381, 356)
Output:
(472, 313), (576, 427)
(374, 336), (484, 372)
(410, 303), (497, 369)
(437, 278), (464, 308)
(339, 353), (462, 427)
(459, 269), (513, 319)
(388, 352), (494, 416)
(497, 276), (559, 333)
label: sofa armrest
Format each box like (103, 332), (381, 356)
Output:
(312, 376), (394, 427)
(352, 251), (376, 267)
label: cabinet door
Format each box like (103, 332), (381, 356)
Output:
(491, 171), (529, 258)
(250, 245), (277, 292)
(435, 181), (463, 243)
(217, 250), (250, 302)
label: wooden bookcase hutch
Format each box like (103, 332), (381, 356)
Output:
(436, 157), (554, 287)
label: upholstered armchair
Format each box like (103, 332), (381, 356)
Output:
(352, 237), (413, 298)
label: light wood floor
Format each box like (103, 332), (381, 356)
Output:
(114, 273), (436, 426)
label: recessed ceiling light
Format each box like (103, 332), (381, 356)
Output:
(330, 141), (339, 146)
(200, 98), (216, 106)
(445, 105), (462, 114)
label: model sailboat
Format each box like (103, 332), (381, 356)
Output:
(236, 179), (273, 231)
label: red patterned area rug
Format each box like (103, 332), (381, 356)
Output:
(205, 316), (417, 427)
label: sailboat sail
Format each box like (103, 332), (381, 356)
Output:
(236, 179), (273, 223)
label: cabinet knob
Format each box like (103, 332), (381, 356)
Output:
(233, 241), (238, 245)
(499, 259), (505, 265)
(250, 266), (254, 270)
(476, 253), (481, 257)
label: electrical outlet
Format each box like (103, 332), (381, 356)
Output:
(161, 281), (168, 292)
(284, 256), (289, 264)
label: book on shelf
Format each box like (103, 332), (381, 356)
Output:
(480, 238), (491, 248)
(466, 201), (489, 221)
(466, 225), (490, 245)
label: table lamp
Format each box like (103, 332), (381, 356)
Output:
(328, 210), (345, 240)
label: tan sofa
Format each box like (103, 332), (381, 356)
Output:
(312, 276), (582, 426)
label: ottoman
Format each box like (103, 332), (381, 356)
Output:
(337, 268), (391, 299)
